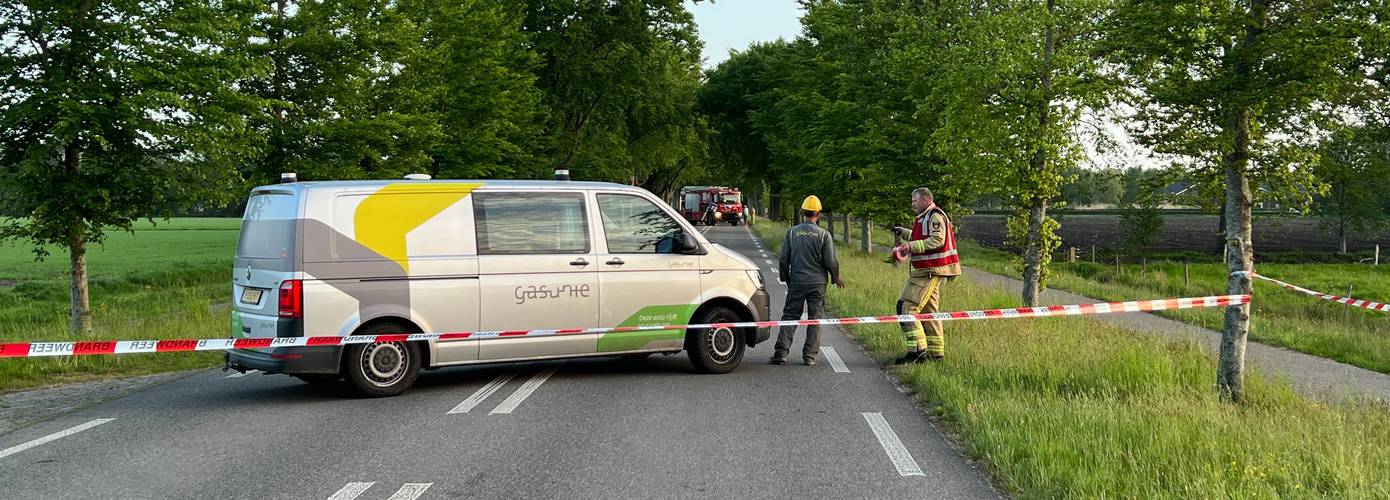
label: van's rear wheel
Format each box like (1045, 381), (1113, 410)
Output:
(344, 323), (421, 397)
(687, 306), (745, 374)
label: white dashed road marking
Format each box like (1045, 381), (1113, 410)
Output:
(822, 346), (850, 373)
(328, 482), (431, 500)
(862, 413), (925, 477)
(386, 483), (433, 500)
(327, 482), (375, 500)
(0, 418), (114, 460)
(449, 371), (519, 414)
(491, 363), (563, 415)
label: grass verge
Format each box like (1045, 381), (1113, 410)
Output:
(956, 239), (1390, 375)
(754, 219), (1390, 498)
(0, 218), (239, 393)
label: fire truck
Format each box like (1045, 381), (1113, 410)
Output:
(678, 186), (746, 226)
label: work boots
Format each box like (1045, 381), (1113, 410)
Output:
(893, 351), (942, 365)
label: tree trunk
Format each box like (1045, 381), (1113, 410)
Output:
(768, 183), (782, 222)
(1021, 0), (1056, 307)
(1218, 0), (1267, 403)
(70, 224), (92, 334)
(1219, 108), (1254, 402)
(1021, 196), (1048, 306)
(64, 143), (92, 334)
(1339, 215), (1348, 254)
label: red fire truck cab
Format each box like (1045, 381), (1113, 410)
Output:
(679, 186), (746, 226)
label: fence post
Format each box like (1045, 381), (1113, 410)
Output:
(860, 218), (871, 253)
(1091, 245), (1096, 264)
(843, 213), (851, 243)
(1376, 244), (1380, 266)
(1183, 260), (1190, 288)
(1068, 247), (1077, 263)
(827, 212), (835, 240)
(1115, 253), (1121, 275)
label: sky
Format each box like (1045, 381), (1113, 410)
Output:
(683, 0), (1158, 170)
(685, 0), (804, 69)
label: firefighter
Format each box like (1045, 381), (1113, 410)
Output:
(772, 195), (845, 366)
(891, 187), (961, 364)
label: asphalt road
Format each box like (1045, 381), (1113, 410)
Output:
(0, 224), (997, 499)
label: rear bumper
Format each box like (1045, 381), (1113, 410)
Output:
(226, 346), (342, 375)
(747, 288), (771, 346)
(225, 316), (338, 375)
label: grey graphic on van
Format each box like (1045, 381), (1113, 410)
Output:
(301, 219), (413, 324)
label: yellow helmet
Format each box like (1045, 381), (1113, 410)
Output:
(801, 195), (823, 212)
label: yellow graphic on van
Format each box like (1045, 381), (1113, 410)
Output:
(353, 183), (483, 273)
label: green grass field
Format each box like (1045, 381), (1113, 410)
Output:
(806, 216), (1390, 374)
(0, 218), (240, 392)
(753, 219), (1390, 498)
(955, 239), (1390, 375)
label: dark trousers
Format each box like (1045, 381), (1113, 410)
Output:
(774, 285), (826, 360)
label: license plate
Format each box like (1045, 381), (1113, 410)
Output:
(240, 288), (263, 305)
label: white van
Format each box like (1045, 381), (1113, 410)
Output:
(226, 178), (771, 396)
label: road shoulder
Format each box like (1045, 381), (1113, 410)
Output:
(0, 369), (203, 437)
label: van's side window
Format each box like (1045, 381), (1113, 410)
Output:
(475, 192), (590, 254)
(597, 194), (683, 254)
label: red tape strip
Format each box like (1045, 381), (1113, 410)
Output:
(1, 343), (31, 358)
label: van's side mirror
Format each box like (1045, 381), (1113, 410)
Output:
(676, 232), (701, 254)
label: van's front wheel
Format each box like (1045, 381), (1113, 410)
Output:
(687, 306), (745, 374)
(344, 324), (421, 397)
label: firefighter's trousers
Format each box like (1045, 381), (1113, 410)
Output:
(898, 272), (947, 357)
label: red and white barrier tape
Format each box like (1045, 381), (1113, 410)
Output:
(0, 294), (1249, 359)
(1235, 271), (1389, 312)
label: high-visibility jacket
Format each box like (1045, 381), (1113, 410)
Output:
(907, 204), (961, 276)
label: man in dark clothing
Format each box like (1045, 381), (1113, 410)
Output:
(772, 195), (845, 366)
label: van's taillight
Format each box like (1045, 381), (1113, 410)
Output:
(278, 280), (303, 318)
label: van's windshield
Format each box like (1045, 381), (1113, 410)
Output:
(236, 193), (297, 262)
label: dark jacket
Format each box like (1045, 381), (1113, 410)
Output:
(778, 222), (841, 287)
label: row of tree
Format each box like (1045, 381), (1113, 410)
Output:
(699, 0), (1389, 401)
(1, 0), (712, 332)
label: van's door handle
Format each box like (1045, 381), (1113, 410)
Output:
(570, 258), (589, 267)
(606, 258), (625, 266)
